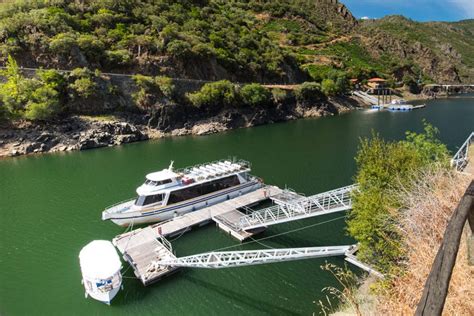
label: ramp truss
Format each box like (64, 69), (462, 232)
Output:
(238, 184), (357, 231)
(150, 245), (353, 269)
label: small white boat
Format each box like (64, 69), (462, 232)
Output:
(79, 240), (122, 305)
(387, 99), (413, 111)
(102, 159), (263, 226)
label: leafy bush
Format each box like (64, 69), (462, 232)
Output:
(76, 34), (104, 59)
(188, 80), (237, 109)
(166, 40), (192, 58)
(105, 49), (131, 66)
(294, 81), (322, 102)
(49, 33), (77, 54)
(347, 124), (449, 273)
(239, 83), (272, 107)
(24, 85), (60, 120)
(271, 88), (289, 103)
(321, 79), (337, 96)
(68, 68), (97, 98)
(0, 55), (63, 120)
(132, 75), (176, 108)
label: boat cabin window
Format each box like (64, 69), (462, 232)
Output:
(135, 194), (164, 206)
(145, 178), (173, 186)
(168, 175), (240, 204)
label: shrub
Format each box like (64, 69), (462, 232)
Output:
(105, 49), (131, 66)
(188, 80), (237, 109)
(294, 81), (322, 102)
(132, 75), (176, 108)
(271, 88), (289, 103)
(166, 40), (192, 58)
(49, 32), (77, 54)
(321, 79), (337, 96)
(68, 68), (97, 98)
(24, 85), (60, 120)
(0, 55), (63, 120)
(77, 34), (104, 58)
(239, 83), (272, 107)
(347, 124), (449, 273)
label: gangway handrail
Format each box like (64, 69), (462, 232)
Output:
(238, 184), (357, 231)
(150, 245), (354, 269)
(451, 132), (474, 171)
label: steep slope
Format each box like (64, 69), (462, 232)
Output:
(0, 0), (356, 83)
(1, 1), (472, 84)
(358, 16), (474, 83)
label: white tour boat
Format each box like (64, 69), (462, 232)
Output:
(79, 240), (122, 304)
(102, 159), (263, 226)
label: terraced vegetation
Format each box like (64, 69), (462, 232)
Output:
(0, 0), (473, 122)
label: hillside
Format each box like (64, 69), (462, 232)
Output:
(0, 1), (473, 157)
(1, 1), (472, 85)
(358, 16), (474, 83)
(0, 0), (356, 83)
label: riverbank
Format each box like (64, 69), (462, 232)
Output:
(331, 156), (473, 315)
(0, 95), (361, 158)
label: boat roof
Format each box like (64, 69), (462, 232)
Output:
(146, 169), (178, 181)
(79, 240), (121, 279)
(179, 159), (250, 181)
(137, 159), (251, 196)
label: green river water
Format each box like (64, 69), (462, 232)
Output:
(1, 97), (473, 315)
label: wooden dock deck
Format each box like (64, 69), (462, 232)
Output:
(112, 185), (282, 285)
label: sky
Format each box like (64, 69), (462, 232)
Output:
(341, 0), (474, 22)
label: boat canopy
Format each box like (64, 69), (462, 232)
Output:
(79, 240), (121, 280)
(146, 169), (178, 182)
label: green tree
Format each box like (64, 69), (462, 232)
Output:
(321, 79), (337, 96)
(0, 56), (64, 120)
(132, 75), (176, 108)
(294, 81), (322, 102)
(188, 80), (237, 109)
(68, 68), (97, 98)
(49, 33), (77, 54)
(24, 85), (60, 120)
(347, 124), (449, 273)
(0, 55), (24, 116)
(239, 83), (272, 107)
(271, 88), (288, 104)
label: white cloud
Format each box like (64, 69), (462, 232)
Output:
(449, 0), (474, 18)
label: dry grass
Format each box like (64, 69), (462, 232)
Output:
(376, 167), (473, 315)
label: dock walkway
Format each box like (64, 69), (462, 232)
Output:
(113, 186), (282, 285)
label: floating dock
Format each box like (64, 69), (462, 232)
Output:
(113, 186), (283, 285)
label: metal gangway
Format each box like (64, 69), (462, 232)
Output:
(148, 245), (353, 270)
(352, 90), (378, 104)
(451, 132), (474, 171)
(237, 184), (357, 231)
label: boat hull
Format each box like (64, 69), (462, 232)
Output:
(107, 181), (262, 226)
(86, 285), (120, 305)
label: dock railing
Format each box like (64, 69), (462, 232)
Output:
(157, 236), (173, 253)
(451, 132), (474, 171)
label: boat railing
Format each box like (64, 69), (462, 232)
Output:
(451, 132), (474, 171)
(175, 158), (251, 176)
(103, 197), (136, 213)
